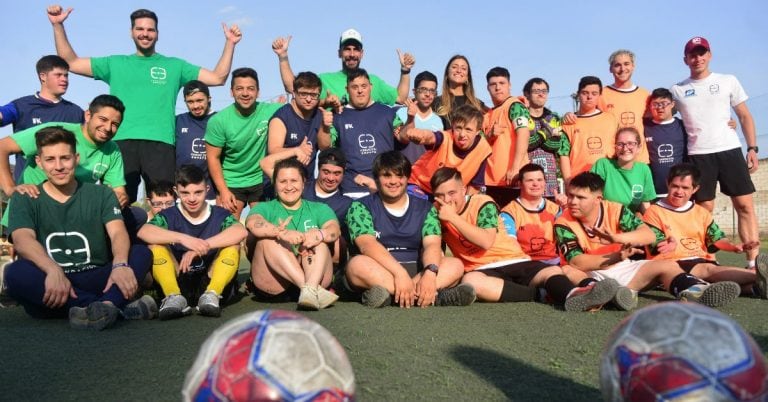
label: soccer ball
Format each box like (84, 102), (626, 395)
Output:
(600, 302), (768, 401)
(183, 310), (355, 401)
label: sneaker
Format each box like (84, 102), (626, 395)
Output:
(197, 291), (221, 317)
(679, 281), (741, 307)
(612, 286), (638, 311)
(361, 285), (392, 308)
(754, 253), (768, 299)
(316, 286), (339, 309)
(0, 260), (17, 308)
(436, 283), (476, 306)
(69, 301), (120, 330)
(122, 295), (158, 320)
(297, 285), (320, 311)
(564, 278), (619, 312)
(159, 294), (191, 320)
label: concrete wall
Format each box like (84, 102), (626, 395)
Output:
(710, 157), (767, 237)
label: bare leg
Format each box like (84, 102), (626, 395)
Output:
(690, 263), (756, 286)
(250, 239), (304, 294)
(345, 255), (395, 293)
(461, 271), (504, 302)
(731, 194), (759, 262)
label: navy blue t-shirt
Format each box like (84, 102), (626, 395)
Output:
(302, 180), (353, 225)
(154, 205), (235, 265)
(269, 104), (322, 179)
(1, 94), (83, 181)
(333, 103), (402, 194)
(644, 117), (687, 195)
(175, 111), (216, 199)
(356, 193), (432, 263)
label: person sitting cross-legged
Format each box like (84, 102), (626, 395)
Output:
(137, 164), (246, 319)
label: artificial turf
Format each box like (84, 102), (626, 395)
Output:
(1, 249), (766, 401)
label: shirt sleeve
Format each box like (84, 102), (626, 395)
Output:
(220, 214), (238, 231)
(370, 74), (398, 105)
(421, 206), (441, 237)
(12, 123), (58, 156)
(729, 75), (749, 107)
(559, 132), (571, 157)
(7, 192), (36, 235)
(509, 102), (531, 130)
(640, 165), (657, 202)
(90, 56), (111, 82)
(619, 205), (664, 243)
(204, 114), (226, 148)
(147, 213), (169, 229)
(102, 144), (127, 187)
(346, 201), (376, 242)
(477, 201), (499, 230)
(0, 102), (18, 126)
(499, 211), (517, 237)
(100, 189), (123, 224)
(554, 223), (584, 262)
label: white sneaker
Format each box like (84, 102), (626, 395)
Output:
(197, 291), (221, 317)
(159, 294), (191, 320)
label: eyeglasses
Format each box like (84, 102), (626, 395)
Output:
(651, 101), (672, 109)
(615, 142), (638, 149)
(416, 87), (437, 95)
(530, 89), (549, 95)
(150, 201), (176, 208)
(295, 91), (320, 100)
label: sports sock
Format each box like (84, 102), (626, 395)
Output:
(206, 246), (239, 294)
(669, 273), (705, 298)
(544, 275), (573, 305)
(499, 280), (536, 302)
(151, 245), (181, 296)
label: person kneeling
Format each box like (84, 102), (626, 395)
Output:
(247, 158), (341, 310)
(4, 126), (153, 330)
(138, 165), (247, 320)
(344, 151), (473, 309)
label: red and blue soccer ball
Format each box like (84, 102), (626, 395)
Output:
(183, 310), (355, 402)
(600, 302), (768, 401)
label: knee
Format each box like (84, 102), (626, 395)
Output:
(461, 271), (483, 286)
(216, 245), (240, 266)
(732, 198), (755, 215)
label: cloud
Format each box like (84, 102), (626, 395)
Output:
(217, 5), (237, 14)
(228, 17), (254, 27)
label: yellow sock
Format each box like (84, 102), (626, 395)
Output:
(206, 245), (239, 294)
(151, 245), (181, 296)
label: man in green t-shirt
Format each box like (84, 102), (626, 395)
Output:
(205, 68), (283, 218)
(3, 126), (154, 330)
(46, 5), (243, 203)
(0, 94), (128, 207)
(271, 29), (415, 107)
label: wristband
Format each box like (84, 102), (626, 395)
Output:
(400, 68), (411, 75)
(112, 262), (130, 270)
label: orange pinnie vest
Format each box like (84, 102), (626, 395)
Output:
(599, 86), (651, 163)
(442, 194), (529, 271)
(554, 200), (626, 260)
(409, 131), (491, 193)
(482, 97), (529, 186)
(501, 199), (560, 261)
(562, 111), (618, 176)
(643, 202), (717, 261)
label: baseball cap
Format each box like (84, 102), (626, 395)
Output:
(339, 28), (363, 49)
(684, 36), (710, 54)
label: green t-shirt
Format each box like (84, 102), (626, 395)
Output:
(13, 122), (125, 188)
(249, 199), (337, 233)
(91, 53), (200, 145)
(8, 181), (123, 273)
(590, 158), (656, 213)
(319, 71), (398, 106)
(204, 102), (282, 188)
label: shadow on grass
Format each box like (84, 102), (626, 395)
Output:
(450, 345), (601, 401)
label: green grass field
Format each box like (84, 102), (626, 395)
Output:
(1, 248), (767, 401)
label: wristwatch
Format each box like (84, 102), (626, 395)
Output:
(424, 264), (439, 274)
(747, 146), (759, 154)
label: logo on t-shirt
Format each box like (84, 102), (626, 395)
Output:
(631, 184), (644, 200)
(620, 112), (635, 126)
(658, 144), (674, 158)
(587, 137), (603, 151)
(45, 231), (91, 267)
(32, 117), (42, 125)
(709, 84), (720, 95)
(92, 163), (108, 181)
(150, 67), (167, 84)
(684, 89), (696, 97)
(358, 134), (376, 154)
(681, 237), (700, 250)
(191, 138), (207, 158)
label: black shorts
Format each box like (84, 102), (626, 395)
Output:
(116, 139), (176, 203)
(229, 183), (264, 205)
(687, 148), (755, 201)
(676, 258), (719, 274)
(479, 260), (550, 286)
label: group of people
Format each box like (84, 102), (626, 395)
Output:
(0, 5), (764, 330)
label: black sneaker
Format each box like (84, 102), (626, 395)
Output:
(754, 253), (768, 299)
(361, 285), (391, 308)
(436, 283), (476, 306)
(70, 302), (120, 330)
(122, 295), (158, 320)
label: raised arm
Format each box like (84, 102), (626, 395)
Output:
(197, 24), (242, 86)
(47, 5), (92, 77)
(271, 36), (296, 94)
(395, 49), (415, 104)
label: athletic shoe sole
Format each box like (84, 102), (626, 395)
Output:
(564, 278), (619, 312)
(756, 253), (768, 300)
(612, 287), (638, 311)
(70, 302), (119, 331)
(197, 303), (221, 317)
(361, 285), (392, 308)
(698, 281), (741, 308)
(122, 295), (158, 320)
(436, 283), (477, 306)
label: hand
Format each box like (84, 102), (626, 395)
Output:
(294, 137), (313, 165)
(505, 168), (519, 186)
(11, 184), (40, 198)
(487, 122), (499, 139)
(355, 175), (377, 192)
(585, 225), (621, 245)
(222, 23), (242, 44)
(619, 243), (644, 260)
(103, 266), (138, 300)
(301, 228), (324, 250)
(320, 103), (334, 127)
(746, 151), (759, 174)
(180, 235), (210, 256)
(43, 268), (76, 308)
(47, 4), (72, 25)
(727, 118), (737, 129)
(114, 190), (129, 208)
(415, 271), (437, 308)
(553, 188), (568, 208)
(396, 49), (415, 71)
(403, 97), (418, 118)
(656, 236), (677, 254)
(393, 272), (416, 308)
(178, 250), (200, 273)
(517, 95), (530, 108)
(562, 112), (578, 125)
(324, 91), (343, 114)
(271, 35), (291, 57)
(217, 189), (238, 214)
(277, 229), (305, 246)
(435, 197), (459, 222)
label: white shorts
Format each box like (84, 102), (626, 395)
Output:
(588, 259), (648, 287)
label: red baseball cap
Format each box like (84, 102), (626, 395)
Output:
(684, 36), (710, 54)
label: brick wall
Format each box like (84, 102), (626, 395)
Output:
(710, 157), (767, 237)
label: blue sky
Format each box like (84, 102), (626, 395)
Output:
(2, 0), (767, 152)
